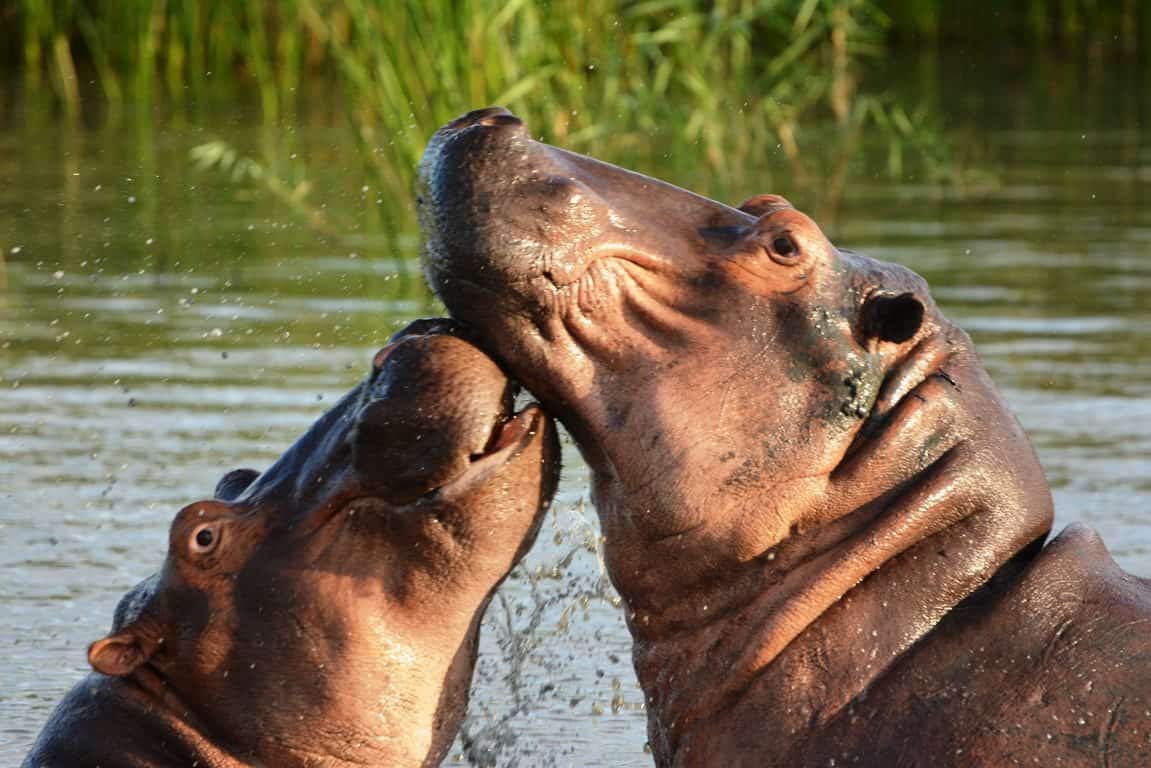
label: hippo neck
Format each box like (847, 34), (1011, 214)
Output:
(98, 671), (251, 766)
(132, 660), (428, 767)
(620, 333), (1053, 762)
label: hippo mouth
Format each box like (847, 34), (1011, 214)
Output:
(347, 320), (550, 505)
(445, 403), (547, 492)
(346, 399), (547, 513)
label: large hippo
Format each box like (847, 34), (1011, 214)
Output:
(24, 321), (559, 768)
(418, 108), (1151, 767)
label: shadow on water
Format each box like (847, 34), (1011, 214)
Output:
(1, 48), (1150, 765)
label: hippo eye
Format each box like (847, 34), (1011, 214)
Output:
(189, 522), (222, 556)
(769, 235), (799, 263)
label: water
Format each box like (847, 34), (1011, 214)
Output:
(2, 56), (1149, 765)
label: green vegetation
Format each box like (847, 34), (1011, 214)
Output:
(4, 1), (1147, 239)
(0, 3), (922, 222)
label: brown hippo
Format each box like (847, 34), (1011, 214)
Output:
(23, 321), (559, 768)
(417, 108), (1151, 767)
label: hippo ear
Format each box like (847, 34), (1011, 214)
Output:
(860, 292), (925, 344)
(386, 317), (462, 344)
(737, 194), (793, 217)
(88, 628), (160, 677)
(215, 468), (260, 501)
(89, 573), (164, 677)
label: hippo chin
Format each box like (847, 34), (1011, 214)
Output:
(419, 108), (1151, 767)
(24, 320), (559, 768)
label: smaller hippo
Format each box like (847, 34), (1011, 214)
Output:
(24, 320), (559, 768)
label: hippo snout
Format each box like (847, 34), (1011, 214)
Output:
(440, 105), (524, 131)
(351, 326), (526, 502)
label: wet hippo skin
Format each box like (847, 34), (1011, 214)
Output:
(418, 108), (1151, 767)
(24, 321), (560, 768)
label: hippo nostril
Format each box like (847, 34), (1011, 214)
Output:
(860, 292), (926, 344)
(478, 113), (524, 128)
(447, 106), (519, 130)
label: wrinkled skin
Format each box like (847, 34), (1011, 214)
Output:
(419, 108), (1151, 767)
(24, 320), (559, 768)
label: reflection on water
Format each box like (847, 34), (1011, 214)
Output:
(2, 56), (1150, 765)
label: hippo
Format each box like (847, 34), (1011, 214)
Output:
(24, 321), (559, 768)
(417, 108), (1151, 767)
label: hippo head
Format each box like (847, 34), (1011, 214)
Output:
(419, 109), (1051, 626)
(86, 321), (559, 766)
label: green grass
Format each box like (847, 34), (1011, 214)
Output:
(22, 2), (940, 231)
(11, 0), (1053, 238)
(292, 0), (904, 226)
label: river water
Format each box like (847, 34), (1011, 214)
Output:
(2, 54), (1149, 765)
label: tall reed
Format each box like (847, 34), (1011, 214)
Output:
(288, 0), (913, 227)
(8, 1), (956, 235)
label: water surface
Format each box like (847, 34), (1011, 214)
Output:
(2, 55), (1149, 765)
